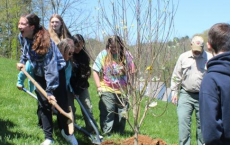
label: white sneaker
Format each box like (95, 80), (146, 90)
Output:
(61, 129), (78, 145)
(99, 135), (103, 139)
(40, 139), (54, 145)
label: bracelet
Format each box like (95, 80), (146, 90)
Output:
(97, 86), (101, 88)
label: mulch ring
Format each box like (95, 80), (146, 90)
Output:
(100, 134), (169, 145)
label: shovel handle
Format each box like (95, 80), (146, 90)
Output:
(22, 88), (38, 100)
(20, 67), (72, 120)
(20, 67), (74, 134)
(20, 68), (47, 97)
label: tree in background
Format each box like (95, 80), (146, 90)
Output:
(32, 0), (90, 33)
(0, 0), (31, 59)
(86, 0), (184, 144)
(0, 0), (89, 59)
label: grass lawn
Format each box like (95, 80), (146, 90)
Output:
(0, 57), (198, 145)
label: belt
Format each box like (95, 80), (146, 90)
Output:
(181, 88), (199, 94)
(189, 92), (199, 94)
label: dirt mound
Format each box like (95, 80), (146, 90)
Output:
(100, 135), (168, 145)
(100, 140), (120, 145)
(122, 135), (167, 145)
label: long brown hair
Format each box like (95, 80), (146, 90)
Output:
(105, 35), (126, 66)
(48, 14), (72, 44)
(22, 13), (50, 55)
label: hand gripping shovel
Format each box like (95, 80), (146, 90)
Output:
(20, 67), (74, 134)
(22, 88), (58, 114)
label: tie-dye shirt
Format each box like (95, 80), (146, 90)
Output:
(93, 49), (134, 94)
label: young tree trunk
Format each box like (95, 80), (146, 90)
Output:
(134, 126), (139, 145)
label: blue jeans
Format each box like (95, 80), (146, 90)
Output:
(177, 89), (203, 145)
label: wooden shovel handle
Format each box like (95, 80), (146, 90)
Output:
(20, 67), (72, 120)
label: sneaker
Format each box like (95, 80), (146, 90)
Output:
(40, 139), (54, 145)
(61, 129), (78, 145)
(99, 135), (103, 139)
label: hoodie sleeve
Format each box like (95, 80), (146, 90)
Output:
(199, 75), (223, 145)
(16, 61), (34, 89)
(17, 71), (26, 87)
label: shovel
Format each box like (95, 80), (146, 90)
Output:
(74, 95), (103, 144)
(22, 87), (102, 144)
(20, 67), (74, 134)
(22, 88), (58, 114)
(22, 87), (38, 100)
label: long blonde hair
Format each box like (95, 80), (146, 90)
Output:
(48, 14), (71, 44)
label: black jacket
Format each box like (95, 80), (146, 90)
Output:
(70, 50), (91, 95)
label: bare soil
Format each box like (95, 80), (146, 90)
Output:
(100, 134), (173, 145)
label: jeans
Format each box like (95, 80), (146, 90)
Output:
(177, 89), (203, 145)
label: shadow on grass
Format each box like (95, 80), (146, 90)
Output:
(0, 118), (40, 145)
(0, 118), (15, 145)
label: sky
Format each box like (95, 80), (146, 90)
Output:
(83, 0), (230, 39)
(174, 0), (230, 38)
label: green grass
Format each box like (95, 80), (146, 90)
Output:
(0, 57), (198, 145)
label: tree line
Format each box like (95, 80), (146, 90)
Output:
(0, 0), (87, 60)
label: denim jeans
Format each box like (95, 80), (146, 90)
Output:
(177, 89), (203, 145)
